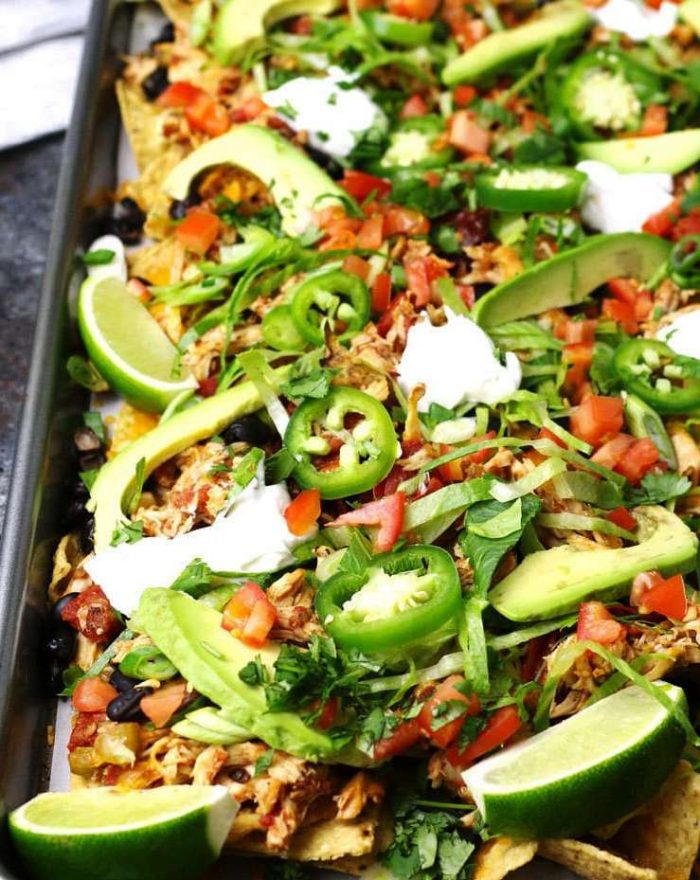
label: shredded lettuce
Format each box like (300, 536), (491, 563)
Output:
(536, 511), (638, 542)
(403, 477), (494, 538)
(552, 470), (623, 509)
(238, 351), (290, 437)
(490, 457), (566, 503)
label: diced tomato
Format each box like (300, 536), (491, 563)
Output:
(615, 438), (659, 484)
(556, 319), (598, 344)
(438, 432), (497, 482)
(417, 675), (481, 749)
(563, 342), (594, 370)
(453, 85), (477, 107)
(458, 284), (475, 308)
(377, 292), (412, 337)
(175, 210), (221, 255)
(521, 635), (549, 682)
(642, 197), (681, 238)
(328, 492), (405, 553)
(606, 506), (637, 531)
(631, 571), (688, 620)
(156, 81), (200, 108)
(446, 705), (521, 769)
(405, 255), (448, 307)
(634, 290), (654, 322)
(284, 489), (321, 536)
(198, 375), (218, 397)
(640, 103), (668, 136)
(577, 601), (626, 645)
(448, 110), (491, 155)
(72, 678), (118, 714)
(374, 717), (423, 761)
(185, 93), (230, 137)
(316, 697), (340, 730)
(386, 0), (440, 20)
(383, 206), (430, 237)
(343, 254), (371, 282)
(60, 585), (120, 643)
(140, 681), (189, 729)
(537, 427), (566, 448)
(231, 95), (268, 122)
(289, 14), (313, 34)
(672, 211), (700, 241)
(371, 273), (392, 313)
(608, 278), (637, 304)
(340, 170), (391, 201)
(400, 94), (429, 118)
(316, 205), (363, 236)
(569, 395), (623, 448)
(320, 230), (357, 251)
(222, 581), (277, 648)
(602, 298), (638, 334)
(357, 215), (385, 250)
(590, 433), (635, 468)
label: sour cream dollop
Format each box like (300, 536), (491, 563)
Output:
(263, 67), (385, 159)
(576, 160), (674, 234)
(397, 308), (522, 411)
(657, 309), (700, 360)
(592, 0), (678, 41)
(85, 478), (313, 615)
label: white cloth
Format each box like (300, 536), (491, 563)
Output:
(0, 0), (91, 150)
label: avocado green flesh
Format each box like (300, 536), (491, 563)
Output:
(489, 506), (698, 622)
(163, 125), (346, 237)
(473, 233), (671, 327)
(442, 0), (591, 85)
(138, 589), (338, 761)
(172, 707), (252, 745)
(578, 130), (700, 174)
(89, 374), (289, 552)
(213, 0), (342, 65)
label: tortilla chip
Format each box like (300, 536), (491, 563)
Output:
(158, 0), (195, 27)
(473, 837), (538, 880)
(49, 532), (84, 602)
(538, 839), (658, 880)
(128, 237), (185, 287)
(613, 761), (700, 880)
(115, 80), (168, 173)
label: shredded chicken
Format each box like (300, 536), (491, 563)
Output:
(335, 772), (384, 821)
(267, 569), (324, 644)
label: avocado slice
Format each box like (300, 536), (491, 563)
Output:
(163, 125), (347, 237)
(489, 506), (698, 622)
(472, 233), (670, 327)
(138, 588), (338, 760)
(213, 0), (342, 65)
(89, 374), (289, 551)
(578, 130), (700, 175)
(442, 0), (592, 86)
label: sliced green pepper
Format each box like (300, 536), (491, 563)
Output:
(475, 165), (587, 213)
(558, 49), (662, 140)
(613, 339), (700, 415)
(285, 386), (398, 499)
(315, 545), (461, 653)
(623, 392), (678, 468)
(362, 11), (434, 45)
(290, 270), (371, 347)
(119, 646), (177, 681)
(261, 305), (307, 352)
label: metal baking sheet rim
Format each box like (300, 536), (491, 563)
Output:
(0, 2), (573, 877)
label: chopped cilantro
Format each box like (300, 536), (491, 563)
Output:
(625, 472), (692, 506)
(82, 249), (115, 266)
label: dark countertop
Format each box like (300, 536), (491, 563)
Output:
(0, 135), (64, 528)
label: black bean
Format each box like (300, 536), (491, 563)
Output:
(110, 668), (139, 693)
(454, 208), (491, 246)
(169, 193), (201, 220)
(47, 660), (66, 695)
(230, 767), (251, 783)
(221, 416), (274, 447)
(78, 450), (106, 472)
(79, 516), (95, 553)
(305, 146), (344, 180)
(73, 426), (102, 453)
(103, 198), (145, 245)
(142, 66), (169, 102)
(150, 21), (175, 47)
(71, 479), (90, 501)
(106, 687), (153, 722)
(64, 499), (90, 529)
(44, 627), (77, 664)
(51, 592), (80, 625)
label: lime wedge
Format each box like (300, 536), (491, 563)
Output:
(9, 785), (237, 880)
(78, 277), (196, 413)
(464, 683), (687, 839)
